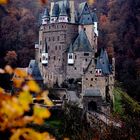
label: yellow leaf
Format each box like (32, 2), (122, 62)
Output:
(0, 87), (4, 93)
(13, 78), (24, 88)
(0, 0), (8, 4)
(0, 68), (5, 74)
(27, 81), (41, 93)
(88, 0), (95, 5)
(5, 65), (13, 74)
(18, 91), (32, 111)
(44, 97), (53, 106)
(34, 105), (51, 119)
(14, 69), (27, 78)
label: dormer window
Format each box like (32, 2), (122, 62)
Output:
(95, 69), (102, 76)
(69, 54), (73, 59)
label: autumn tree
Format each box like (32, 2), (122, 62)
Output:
(4, 51), (17, 67)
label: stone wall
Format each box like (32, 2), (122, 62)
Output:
(66, 52), (93, 79)
(38, 23), (78, 86)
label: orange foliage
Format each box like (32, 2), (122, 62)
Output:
(0, 66), (55, 140)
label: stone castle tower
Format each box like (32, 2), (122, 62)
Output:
(35, 0), (115, 107)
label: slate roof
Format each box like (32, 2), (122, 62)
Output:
(78, 2), (94, 24)
(79, 14), (93, 24)
(52, 3), (60, 17)
(96, 49), (111, 75)
(28, 60), (43, 81)
(73, 29), (93, 52)
(84, 88), (101, 97)
(59, 3), (67, 16)
(91, 12), (98, 22)
(42, 7), (50, 18)
(68, 43), (73, 53)
(78, 2), (87, 16)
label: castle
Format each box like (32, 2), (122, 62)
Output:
(34, 0), (115, 110)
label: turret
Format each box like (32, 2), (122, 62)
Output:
(95, 49), (111, 76)
(50, 3), (59, 23)
(42, 7), (50, 25)
(68, 44), (74, 65)
(58, 3), (69, 23)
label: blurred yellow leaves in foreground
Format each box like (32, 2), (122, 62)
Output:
(0, 0), (8, 4)
(0, 66), (55, 140)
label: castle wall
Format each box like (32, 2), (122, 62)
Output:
(38, 23), (78, 86)
(82, 72), (109, 100)
(79, 25), (97, 52)
(66, 52), (93, 79)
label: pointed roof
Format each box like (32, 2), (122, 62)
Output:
(68, 43), (73, 53)
(52, 3), (59, 17)
(28, 60), (43, 81)
(79, 2), (87, 16)
(91, 12), (98, 22)
(73, 29), (93, 52)
(42, 7), (50, 18)
(84, 88), (101, 97)
(78, 2), (94, 24)
(96, 49), (111, 75)
(59, 2), (67, 16)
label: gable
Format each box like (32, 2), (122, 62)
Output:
(79, 14), (93, 24)
(73, 30), (93, 52)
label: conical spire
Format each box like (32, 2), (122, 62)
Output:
(73, 29), (93, 52)
(68, 43), (73, 53)
(42, 7), (50, 18)
(59, 2), (67, 16)
(97, 49), (110, 74)
(52, 3), (59, 17)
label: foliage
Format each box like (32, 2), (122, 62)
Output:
(98, 0), (140, 101)
(113, 87), (140, 139)
(0, 65), (54, 140)
(62, 103), (95, 140)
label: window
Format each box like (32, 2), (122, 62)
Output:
(57, 36), (59, 41)
(75, 67), (77, 70)
(86, 78), (88, 80)
(90, 71), (92, 74)
(54, 56), (56, 60)
(99, 70), (102, 73)
(53, 37), (55, 41)
(91, 78), (93, 81)
(75, 55), (77, 59)
(59, 46), (61, 50)
(55, 46), (57, 50)
(69, 54), (73, 59)
(85, 58), (87, 62)
(90, 84), (92, 87)
(84, 53), (89, 56)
